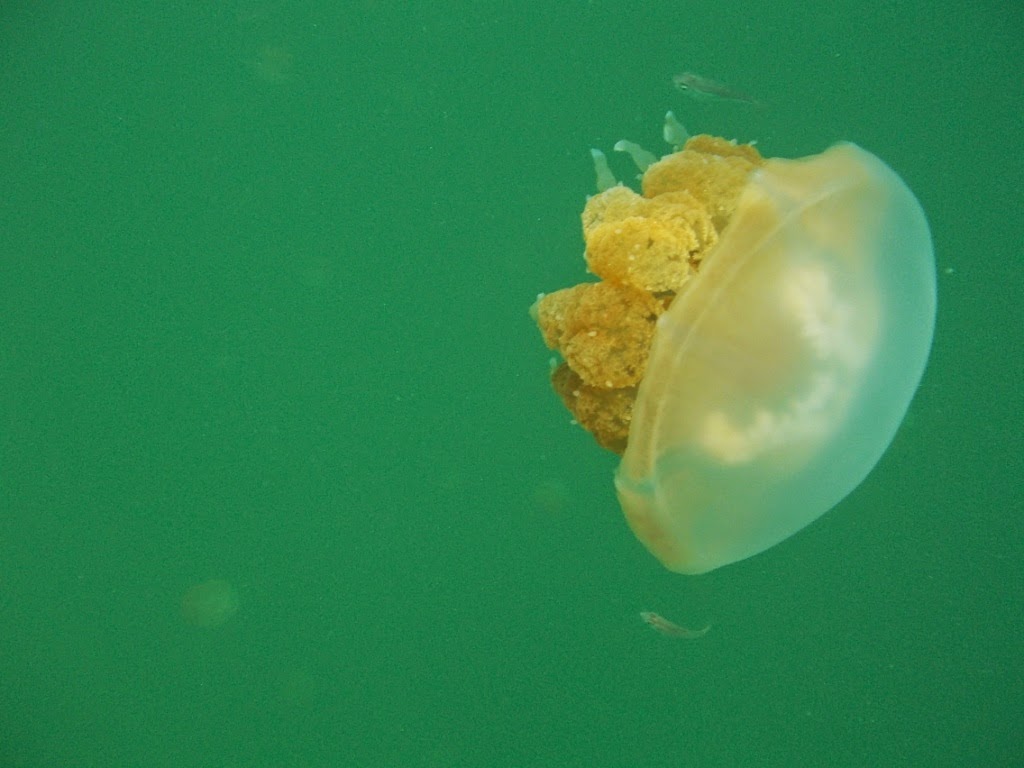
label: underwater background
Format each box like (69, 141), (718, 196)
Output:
(1, 1), (1021, 765)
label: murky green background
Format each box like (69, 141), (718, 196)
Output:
(2, 1), (1021, 766)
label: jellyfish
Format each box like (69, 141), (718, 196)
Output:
(180, 578), (240, 628)
(532, 125), (935, 574)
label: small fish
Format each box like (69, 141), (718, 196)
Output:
(672, 71), (758, 105)
(640, 611), (711, 639)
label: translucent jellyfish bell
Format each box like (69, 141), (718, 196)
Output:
(614, 143), (936, 574)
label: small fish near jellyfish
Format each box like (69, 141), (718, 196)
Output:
(672, 71), (759, 106)
(640, 611), (710, 639)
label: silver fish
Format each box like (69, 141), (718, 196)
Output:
(672, 71), (758, 105)
(640, 611), (710, 639)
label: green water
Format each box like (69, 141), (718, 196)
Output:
(2, 1), (1020, 765)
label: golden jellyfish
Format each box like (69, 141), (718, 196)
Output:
(180, 578), (240, 628)
(532, 116), (935, 574)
